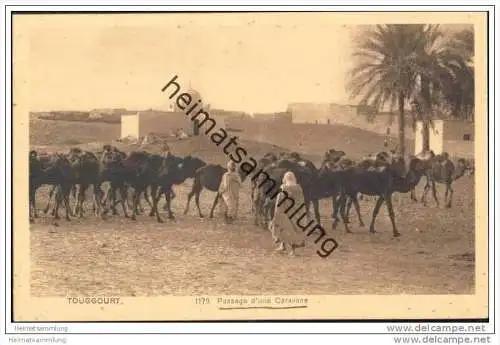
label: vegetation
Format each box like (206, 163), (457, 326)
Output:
(347, 24), (474, 155)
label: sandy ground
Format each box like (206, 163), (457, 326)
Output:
(30, 175), (475, 297)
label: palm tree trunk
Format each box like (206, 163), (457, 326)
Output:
(421, 76), (431, 151)
(398, 90), (406, 156)
(422, 120), (430, 151)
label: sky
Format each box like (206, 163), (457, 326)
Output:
(17, 13), (474, 114)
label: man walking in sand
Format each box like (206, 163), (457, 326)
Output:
(218, 160), (241, 224)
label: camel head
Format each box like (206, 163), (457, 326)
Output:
(289, 152), (301, 161)
(102, 144), (112, 152)
(101, 149), (124, 165)
(415, 150), (435, 161)
(29, 150), (38, 160)
(324, 149), (346, 163)
(67, 147), (83, 163)
(177, 156), (206, 180)
(47, 153), (71, 170)
(263, 152), (278, 162)
(388, 155), (407, 178)
(464, 159), (475, 176)
(407, 156), (427, 176)
(319, 160), (337, 173)
(454, 158), (471, 180)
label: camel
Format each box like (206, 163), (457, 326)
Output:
(149, 154), (206, 222)
(98, 146), (131, 218)
(334, 156), (427, 237)
(317, 156), (362, 228)
(29, 151), (73, 223)
(250, 152), (279, 211)
(323, 148), (346, 163)
(64, 148), (101, 217)
(421, 154), (469, 208)
(410, 151), (471, 208)
(253, 157), (320, 228)
(252, 166), (287, 228)
(41, 148), (102, 218)
(318, 149), (397, 227)
(183, 163), (248, 219)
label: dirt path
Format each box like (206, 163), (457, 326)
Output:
(30, 177), (475, 297)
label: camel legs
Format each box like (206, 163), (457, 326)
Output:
(338, 195), (353, 233)
(133, 186), (155, 214)
(106, 184), (129, 216)
(100, 186), (119, 215)
(117, 184), (129, 218)
(330, 194), (338, 219)
(63, 186), (73, 221)
(74, 183), (90, 218)
(385, 194), (400, 237)
(72, 184), (81, 217)
(150, 185), (174, 222)
(148, 185), (163, 217)
(164, 186), (175, 220)
(209, 193), (221, 219)
(348, 194), (364, 227)
(142, 187), (155, 211)
(421, 176), (440, 207)
(151, 186), (165, 223)
(332, 193), (353, 233)
(445, 182), (453, 208)
(130, 185), (148, 221)
(431, 181), (440, 207)
(92, 184), (103, 216)
(74, 183), (93, 218)
(304, 200), (320, 224)
(125, 186), (136, 212)
(53, 185), (72, 222)
(420, 180), (432, 206)
(29, 185), (38, 222)
(184, 180), (204, 218)
(332, 193), (344, 230)
(344, 197), (352, 222)
(109, 187), (119, 215)
(194, 189), (204, 218)
(368, 196), (385, 234)
(43, 185), (57, 214)
(101, 183), (129, 218)
(312, 199), (321, 225)
(163, 189), (176, 210)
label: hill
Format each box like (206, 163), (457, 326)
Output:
(29, 117), (309, 164)
(240, 123), (414, 160)
(29, 117), (471, 163)
(29, 117), (121, 146)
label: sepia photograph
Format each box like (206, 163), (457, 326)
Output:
(9, 9), (490, 323)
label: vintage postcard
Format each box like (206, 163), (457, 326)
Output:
(11, 10), (488, 322)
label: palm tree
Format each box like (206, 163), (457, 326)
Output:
(347, 25), (424, 156)
(411, 25), (475, 150)
(410, 24), (446, 152)
(442, 27), (474, 120)
(348, 25), (473, 154)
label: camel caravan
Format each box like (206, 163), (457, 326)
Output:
(29, 144), (473, 237)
